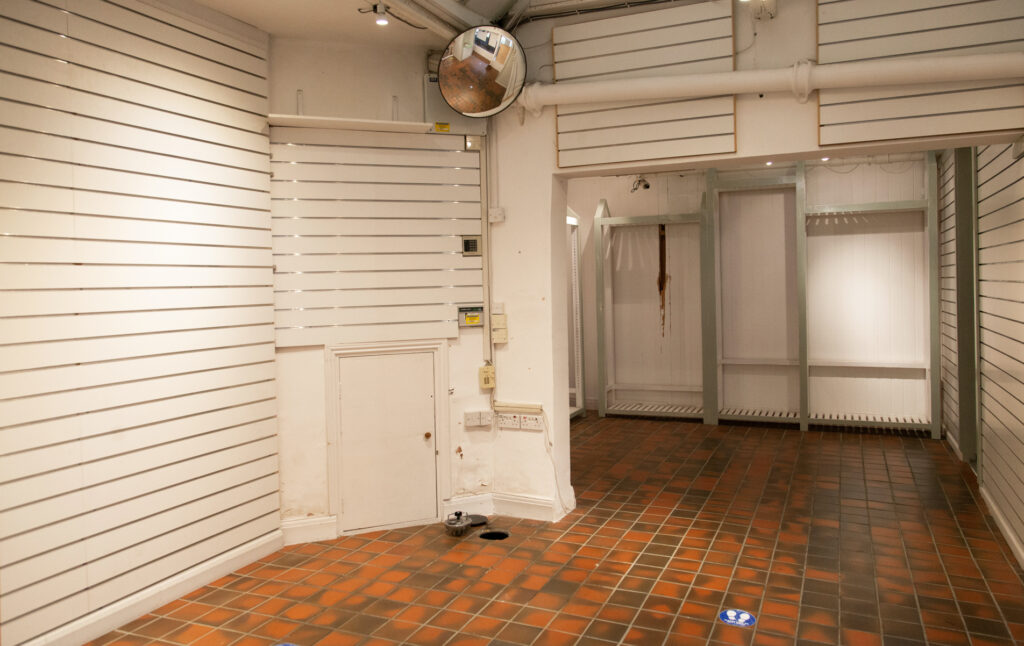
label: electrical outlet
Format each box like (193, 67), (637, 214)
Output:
(464, 410), (480, 427)
(497, 413), (520, 429)
(479, 365), (495, 389)
(479, 410), (493, 426)
(520, 414), (544, 431)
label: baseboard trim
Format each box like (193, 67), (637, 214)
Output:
(493, 492), (558, 521)
(946, 430), (963, 461)
(443, 493), (494, 517)
(980, 485), (1024, 570)
(27, 531), (283, 646)
(282, 515), (338, 545)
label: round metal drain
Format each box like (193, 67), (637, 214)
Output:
(479, 530), (509, 540)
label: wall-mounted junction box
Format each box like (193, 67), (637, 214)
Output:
(479, 365), (495, 389)
(459, 306), (483, 327)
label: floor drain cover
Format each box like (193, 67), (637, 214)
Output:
(479, 530), (509, 540)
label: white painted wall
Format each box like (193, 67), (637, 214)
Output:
(275, 347), (329, 519)
(270, 37), (428, 121)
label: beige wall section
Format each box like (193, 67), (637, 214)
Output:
(275, 347), (330, 519)
(270, 37), (428, 121)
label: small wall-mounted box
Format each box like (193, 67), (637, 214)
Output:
(462, 235), (482, 256)
(459, 306), (483, 327)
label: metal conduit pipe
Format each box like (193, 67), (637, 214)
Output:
(387, 0), (459, 40)
(518, 52), (1024, 115)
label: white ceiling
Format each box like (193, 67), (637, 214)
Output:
(192, 0), (451, 48)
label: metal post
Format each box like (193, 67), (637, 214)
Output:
(954, 147), (979, 461)
(795, 162), (809, 431)
(594, 200), (608, 417)
(927, 152), (942, 440)
(701, 173), (719, 425)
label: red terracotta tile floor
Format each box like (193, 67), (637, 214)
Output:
(87, 416), (1024, 645)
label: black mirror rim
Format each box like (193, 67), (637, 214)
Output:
(438, 25), (527, 119)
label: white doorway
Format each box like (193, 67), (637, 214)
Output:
(327, 342), (445, 533)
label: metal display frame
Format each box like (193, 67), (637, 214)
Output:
(594, 199), (705, 419)
(594, 157), (941, 438)
(568, 209), (586, 420)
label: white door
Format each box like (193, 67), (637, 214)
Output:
(338, 352), (437, 531)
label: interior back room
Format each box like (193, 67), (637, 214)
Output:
(1, 0), (1024, 643)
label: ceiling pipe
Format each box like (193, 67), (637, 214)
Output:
(386, 0), (459, 40)
(518, 52), (1024, 115)
(416, 0), (492, 29)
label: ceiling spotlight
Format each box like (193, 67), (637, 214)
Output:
(374, 4), (388, 25)
(765, 161), (773, 166)
(821, 156), (830, 161)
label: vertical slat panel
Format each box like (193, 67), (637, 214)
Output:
(817, 0), (1024, 145)
(269, 127), (481, 346)
(0, 1), (276, 644)
(937, 150), (960, 446)
(976, 143), (1024, 559)
(552, 2), (735, 167)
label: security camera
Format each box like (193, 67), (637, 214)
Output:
(630, 175), (651, 192)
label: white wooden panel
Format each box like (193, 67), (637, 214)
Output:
(558, 134), (735, 167)
(271, 127), (464, 150)
(817, 0), (1024, 145)
(553, 1), (734, 167)
(937, 150), (959, 444)
(273, 235), (462, 254)
(976, 143), (1024, 559)
(805, 157), (926, 205)
(276, 304), (457, 327)
(554, 38), (732, 80)
(0, 209), (270, 248)
(557, 97), (733, 132)
(0, 99), (268, 171)
(0, 2), (274, 642)
(1, 456), (276, 565)
(275, 321), (457, 346)
(271, 163), (478, 184)
(0, 382), (275, 456)
(0, 237), (269, 267)
(270, 145), (476, 167)
(722, 365), (799, 413)
(269, 126), (483, 347)
(553, 0), (730, 42)
(558, 115), (734, 151)
(0, 343), (273, 401)
(272, 218), (480, 236)
(808, 367), (929, 419)
(275, 286), (482, 309)
(555, 16), (730, 61)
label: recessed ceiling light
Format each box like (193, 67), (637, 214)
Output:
(765, 161), (773, 166)
(821, 157), (830, 161)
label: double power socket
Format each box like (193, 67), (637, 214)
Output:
(464, 410), (544, 431)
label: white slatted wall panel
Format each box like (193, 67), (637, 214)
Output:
(976, 143), (1024, 557)
(552, 1), (735, 167)
(270, 127), (482, 347)
(0, 1), (276, 643)
(817, 0), (1024, 145)
(938, 150), (960, 445)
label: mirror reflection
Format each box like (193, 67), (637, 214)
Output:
(438, 26), (526, 118)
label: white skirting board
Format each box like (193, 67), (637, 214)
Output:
(281, 515), (338, 545)
(24, 531), (284, 646)
(980, 486), (1024, 570)
(444, 492), (566, 522)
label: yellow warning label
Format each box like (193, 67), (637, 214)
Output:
(435, 122), (450, 132)
(464, 313), (480, 325)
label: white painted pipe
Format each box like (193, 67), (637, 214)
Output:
(387, 0), (459, 40)
(518, 52), (1024, 114)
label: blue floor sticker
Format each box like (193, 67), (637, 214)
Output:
(719, 609), (756, 627)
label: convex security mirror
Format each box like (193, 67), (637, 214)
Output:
(438, 26), (526, 118)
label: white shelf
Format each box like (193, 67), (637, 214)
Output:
(720, 358), (799, 366)
(809, 360), (927, 370)
(805, 199), (927, 216)
(268, 113), (436, 133)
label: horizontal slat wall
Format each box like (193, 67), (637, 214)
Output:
(937, 151), (960, 447)
(817, 0), (1024, 145)
(270, 127), (482, 346)
(552, 1), (735, 167)
(0, 1), (277, 644)
(976, 143), (1024, 560)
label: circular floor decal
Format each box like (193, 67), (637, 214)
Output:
(719, 609), (756, 627)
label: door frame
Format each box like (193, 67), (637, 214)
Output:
(325, 339), (450, 534)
